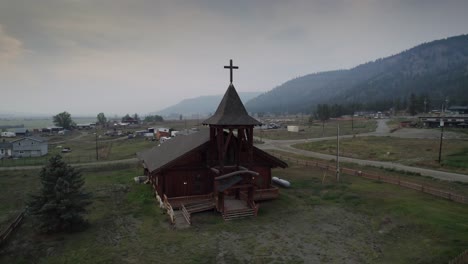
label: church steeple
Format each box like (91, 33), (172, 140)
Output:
(202, 83), (261, 126)
(203, 60), (260, 174)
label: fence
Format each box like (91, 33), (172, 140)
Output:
(272, 153), (468, 205)
(0, 210), (25, 246)
(449, 248), (468, 264)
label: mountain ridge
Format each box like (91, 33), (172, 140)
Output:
(154, 91), (262, 117)
(245, 34), (468, 113)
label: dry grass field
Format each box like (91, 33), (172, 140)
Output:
(293, 136), (468, 174)
(258, 119), (377, 140)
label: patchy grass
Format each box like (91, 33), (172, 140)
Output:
(443, 148), (468, 169)
(293, 136), (468, 174)
(267, 149), (468, 197)
(259, 119), (377, 140)
(0, 137), (155, 167)
(1, 162), (468, 263)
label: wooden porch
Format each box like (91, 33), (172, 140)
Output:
(240, 185), (279, 201)
(167, 193), (214, 209)
(222, 197), (258, 221)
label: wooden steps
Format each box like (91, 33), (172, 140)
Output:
(222, 208), (255, 221)
(180, 199), (216, 225)
(184, 199), (215, 213)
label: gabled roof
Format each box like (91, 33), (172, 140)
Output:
(11, 136), (47, 143)
(14, 128), (29, 133)
(203, 84), (261, 126)
(137, 129), (210, 173)
(137, 128), (287, 173)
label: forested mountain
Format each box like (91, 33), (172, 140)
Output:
(245, 34), (468, 114)
(155, 92), (262, 117)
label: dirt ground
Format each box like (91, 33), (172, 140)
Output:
(214, 206), (379, 264)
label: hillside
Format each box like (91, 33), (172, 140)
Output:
(155, 91), (262, 117)
(245, 34), (468, 113)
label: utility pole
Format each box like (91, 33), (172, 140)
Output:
(351, 112), (354, 133)
(336, 124), (340, 182)
(95, 126), (99, 161)
(438, 121), (444, 164)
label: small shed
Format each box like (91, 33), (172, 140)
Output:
(287, 126), (299, 132)
(14, 128), (30, 136)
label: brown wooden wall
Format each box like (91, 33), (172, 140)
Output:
(163, 169), (213, 197)
(145, 137), (277, 199)
(251, 165), (271, 189)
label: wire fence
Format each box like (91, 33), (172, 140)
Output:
(272, 153), (468, 205)
(449, 248), (468, 264)
(0, 210), (25, 247)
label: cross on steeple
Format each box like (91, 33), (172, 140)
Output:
(224, 59), (238, 83)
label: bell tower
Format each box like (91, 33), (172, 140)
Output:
(202, 60), (261, 212)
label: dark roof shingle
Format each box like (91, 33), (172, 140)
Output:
(137, 129), (210, 173)
(203, 84), (261, 126)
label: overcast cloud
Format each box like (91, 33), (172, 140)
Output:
(0, 0), (467, 116)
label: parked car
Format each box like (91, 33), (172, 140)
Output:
(61, 147), (72, 153)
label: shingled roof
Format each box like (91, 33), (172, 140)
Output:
(137, 129), (210, 173)
(203, 84), (261, 126)
(137, 128), (287, 173)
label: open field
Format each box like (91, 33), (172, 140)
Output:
(0, 135), (155, 166)
(1, 162), (467, 263)
(258, 119), (377, 140)
(0, 117), (97, 130)
(0, 118), (207, 167)
(293, 136), (468, 174)
(268, 149), (468, 197)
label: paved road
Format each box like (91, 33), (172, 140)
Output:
(259, 142), (468, 182)
(257, 119), (468, 182)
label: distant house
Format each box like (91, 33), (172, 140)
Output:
(14, 128), (30, 137)
(156, 128), (170, 139)
(121, 117), (139, 124)
(42, 126), (63, 133)
(0, 140), (12, 158)
(76, 123), (96, 130)
(448, 106), (468, 115)
(11, 136), (48, 158)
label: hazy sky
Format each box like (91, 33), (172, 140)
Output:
(1, 0), (467, 116)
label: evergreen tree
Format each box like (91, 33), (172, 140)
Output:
(27, 155), (92, 233)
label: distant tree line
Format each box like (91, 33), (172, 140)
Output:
(144, 115), (164, 123)
(311, 92), (439, 119)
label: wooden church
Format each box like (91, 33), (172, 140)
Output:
(138, 60), (287, 221)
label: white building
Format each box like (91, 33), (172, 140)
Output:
(11, 137), (48, 158)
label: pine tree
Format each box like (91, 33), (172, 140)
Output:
(27, 155), (92, 233)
